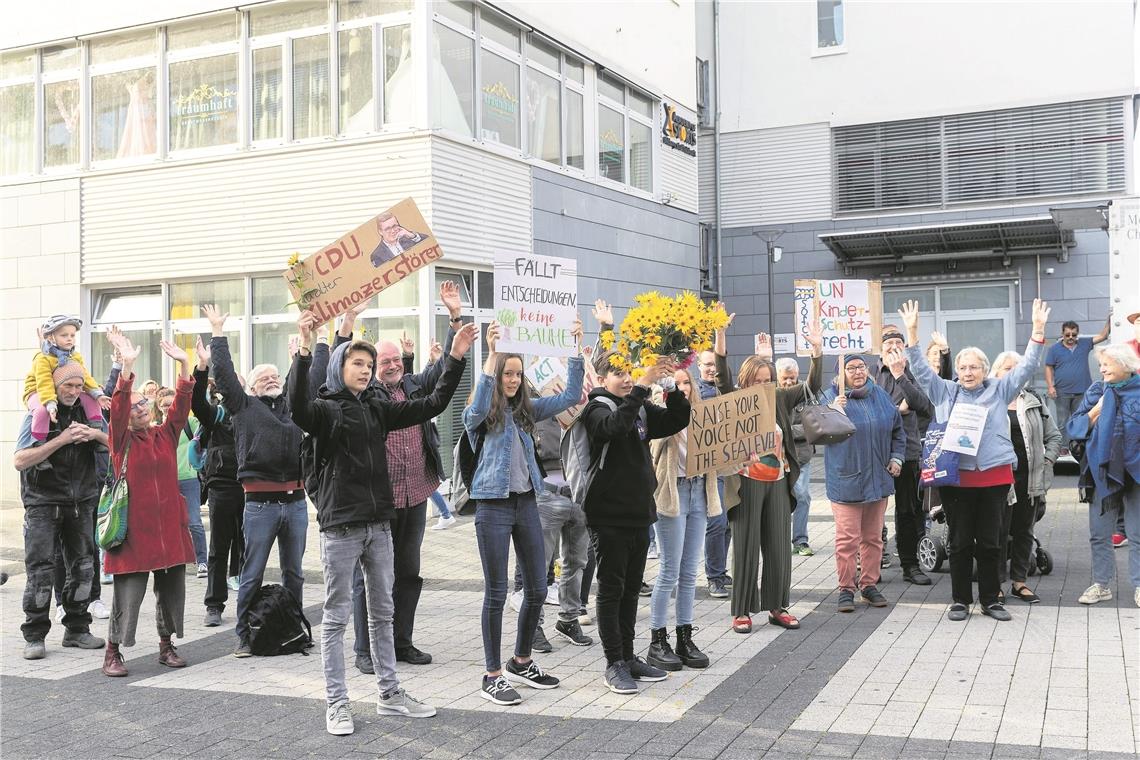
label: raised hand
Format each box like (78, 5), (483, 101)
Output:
(159, 339), (189, 364)
(570, 317), (584, 354)
(201, 304), (228, 336)
(930, 330), (948, 353)
(195, 335), (212, 370)
(884, 345), (907, 378)
(806, 318), (823, 355)
(1031, 299), (1051, 336)
(450, 322), (479, 359)
(755, 332), (773, 360)
(428, 341), (443, 364)
(108, 332), (141, 365)
(591, 299), (614, 327)
(297, 310), (318, 347)
(486, 321), (501, 354)
(399, 332), (415, 356)
(288, 335), (301, 360)
(440, 280), (462, 318)
(897, 300), (921, 346)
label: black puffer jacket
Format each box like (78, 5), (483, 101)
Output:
(289, 346), (466, 531)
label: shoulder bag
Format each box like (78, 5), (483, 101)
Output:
(96, 437), (130, 550)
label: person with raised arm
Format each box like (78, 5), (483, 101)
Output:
(99, 334), (197, 677)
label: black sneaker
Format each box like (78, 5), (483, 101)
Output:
(861, 585), (888, 608)
(626, 656), (668, 682)
(880, 553), (892, 569)
(505, 658), (560, 690)
(395, 646), (432, 665)
(355, 654), (374, 674)
(723, 574), (733, 589)
(603, 661), (638, 694)
(481, 674), (522, 705)
(203, 608), (222, 627)
(532, 626), (553, 653)
(639, 582), (652, 597)
(554, 619), (593, 647)
(707, 579), (729, 599)
(837, 589), (856, 613)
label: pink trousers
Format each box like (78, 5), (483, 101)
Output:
(28, 392), (102, 440)
(831, 499), (888, 592)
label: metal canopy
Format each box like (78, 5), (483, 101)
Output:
(820, 216), (1074, 270)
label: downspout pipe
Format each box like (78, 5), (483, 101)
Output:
(713, 0), (724, 300)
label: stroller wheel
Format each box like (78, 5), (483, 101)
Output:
(1036, 548), (1053, 576)
(918, 535), (944, 573)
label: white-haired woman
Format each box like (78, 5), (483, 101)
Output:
(1066, 344), (1140, 607)
(990, 351), (1062, 603)
(899, 299), (1050, 622)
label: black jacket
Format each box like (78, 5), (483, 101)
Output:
(19, 401), (105, 508)
(191, 368), (240, 490)
(872, 362), (934, 461)
(581, 385), (690, 529)
(210, 336), (304, 484)
(289, 351), (466, 531)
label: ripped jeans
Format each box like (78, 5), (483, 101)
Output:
(23, 501), (96, 641)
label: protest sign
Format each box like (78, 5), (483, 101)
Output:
(494, 253), (578, 358)
(526, 349), (600, 429)
(685, 384), (779, 477)
(282, 198), (442, 326)
(941, 402), (986, 455)
(794, 279), (882, 356)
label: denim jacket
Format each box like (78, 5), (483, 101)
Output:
(463, 356), (584, 500)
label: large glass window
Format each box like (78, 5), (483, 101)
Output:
(339, 27), (373, 133)
(90, 289), (164, 388)
(252, 47), (284, 141)
(629, 119), (652, 192)
(168, 14), (239, 51)
(249, 2), (328, 37)
(598, 105), (624, 182)
(1, 51), (36, 176)
(41, 44), (81, 170)
(817, 0), (845, 49)
(383, 25), (413, 124)
(596, 75), (654, 192)
(432, 22), (474, 136)
(339, 0), (413, 22)
(91, 68), (157, 161)
(293, 35), (331, 139)
(169, 54), (239, 151)
(527, 68), (560, 164)
(479, 50), (520, 147)
(524, 37), (584, 170)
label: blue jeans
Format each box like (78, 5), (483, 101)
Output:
(320, 522), (399, 705)
(704, 477), (730, 582)
(474, 491), (546, 672)
(430, 490), (451, 519)
(235, 498), (308, 641)
(791, 462), (813, 547)
(1089, 488), (1140, 588)
(179, 477), (208, 566)
(651, 477), (709, 629)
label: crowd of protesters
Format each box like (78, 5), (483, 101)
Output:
(13, 287), (1140, 736)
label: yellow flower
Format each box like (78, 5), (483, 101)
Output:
(600, 330), (615, 350)
(287, 252), (301, 267)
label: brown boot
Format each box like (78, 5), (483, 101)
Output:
(158, 638), (187, 668)
(102, 643), (128, 677)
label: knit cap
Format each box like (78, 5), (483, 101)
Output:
(52, 362), (86, 387)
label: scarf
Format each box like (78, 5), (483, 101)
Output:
(1088, 373), (1140, 501)
(43, 341), (74, 366)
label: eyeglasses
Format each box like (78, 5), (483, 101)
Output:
(957, 365), (984, 372)
(131, 399), (150, 411)
(376, 357), (403, 367)
(846, 364), (867, 372)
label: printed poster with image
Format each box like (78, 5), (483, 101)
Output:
(795, 279), (883, 356)
(282, 198), (443, 326)
(526, 350), (601, 430)
(494, 252), (578, 358)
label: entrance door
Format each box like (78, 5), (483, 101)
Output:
(882, 282), (1015, 366)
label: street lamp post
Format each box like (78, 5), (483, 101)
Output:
(754, 230), (785, 338)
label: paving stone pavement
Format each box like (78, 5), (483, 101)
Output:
(1, 472), (1137, 759)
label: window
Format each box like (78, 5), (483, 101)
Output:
(525, 36), (585, 170)
(293, 35), (331, 139)
(338, 0), (413, 22)
(1, 50), (36, 176)
(252, 47), (284, 141)
(817, 0), (844, 49)
(432, 22), (475, 136)
(882, 283), (1015, 370)
(170, 279), (245, 369)
(338, 26), (373, 132)
(90, 289), (164, 387)
(167, 15), (239, 153)
(382, 25), (413, 124)
(89, 31), (158, 163)
(834, 98), (1127, 213)
(249, 2), (332, 143)
(42, 45), (81, 169)
(479, 46), (520, 147)
(699, 224), (718, 298)
(596, 73), (654, 192)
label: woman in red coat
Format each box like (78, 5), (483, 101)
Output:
(101, 333), (197, 677)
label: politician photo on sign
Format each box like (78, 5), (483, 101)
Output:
(370, 211), (429, 266)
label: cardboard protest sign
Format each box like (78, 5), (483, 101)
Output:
(685, 384), (779, 477)
(526, 349), (600, 429)
(794, 279), (882, 356)
(494, 253), (578, 358)
(282, 198), (442, 326)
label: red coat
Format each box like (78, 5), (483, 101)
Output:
(104, 374), (196, 575)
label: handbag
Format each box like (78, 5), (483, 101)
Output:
(96, 438), (130, 550)
(799, 385), (856, 445)
(919, 387), (960, 489)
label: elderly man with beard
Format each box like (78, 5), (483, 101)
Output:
(203, 304), (310, 658)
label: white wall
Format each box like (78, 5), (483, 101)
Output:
(705, 0), (1136, 131)
(497, 0), (697, 108)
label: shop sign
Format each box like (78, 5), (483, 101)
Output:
(661, 102), (696, 156)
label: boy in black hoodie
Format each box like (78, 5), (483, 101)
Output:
(581, 350), (689, 694)
(290, 311), (477, 735)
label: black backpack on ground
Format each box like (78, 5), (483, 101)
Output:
(246, 583), (313, 656)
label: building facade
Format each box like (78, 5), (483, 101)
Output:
(697, 0), (1138, 371)
(0, 0), (701, 505)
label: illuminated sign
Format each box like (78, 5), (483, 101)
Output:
(662, 102), (696, 156)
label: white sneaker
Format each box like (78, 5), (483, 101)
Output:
(1078, 583), (1112, 604)
(578, 612), (593, 627)
(431, 516), (457, 531)
(325, 701), (354, 735)
(378, 688), (436, 718)
(545, 581), (560, 606)
(196, 563), (208, 578)
(88, 599), (110, 619)
(509, 589), (524, 613)
(227, 576), (240, 591)
(55, 605), (64, 623)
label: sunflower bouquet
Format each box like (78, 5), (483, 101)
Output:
(600, 291), (729, 381)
